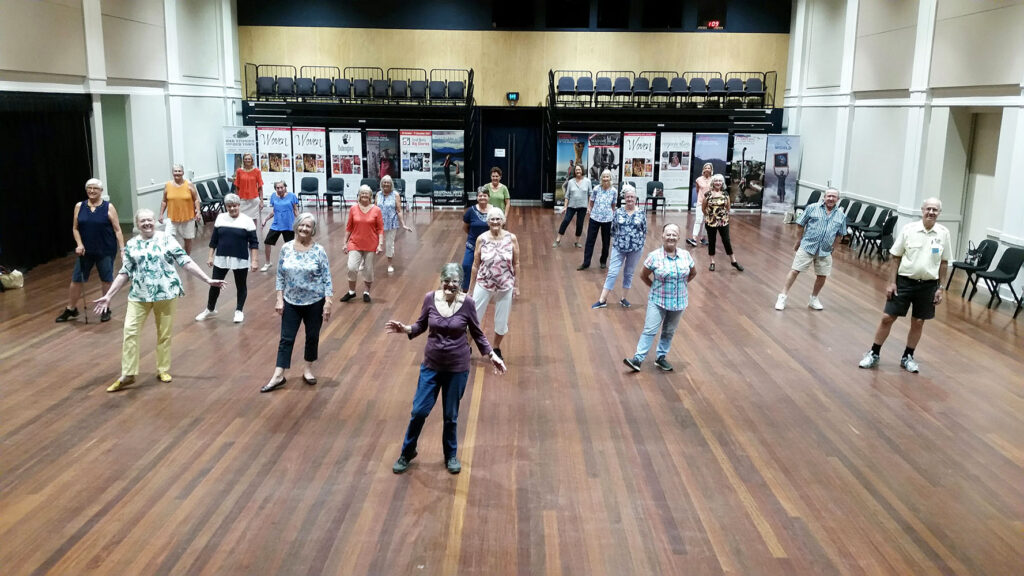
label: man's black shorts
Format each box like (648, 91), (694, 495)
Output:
(884, 276), (938, 320)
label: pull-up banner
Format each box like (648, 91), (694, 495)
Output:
(587, 132), (621, 187)
(400, 130), (432, 197)
(729, 133), (768, 210)
(329, 129), (363, 201)
(367, 130), (400, 181)
(223, 126), (256, 176)
(657, 132), (693, 208)
(622, 132), (656, 199)
(763, 135), (801, 213)
(555, 132), (589, 205)
(690, 133), (729, 208)
(431, 130), (465, 206)
(292, 127), (326, 200)
(257, 126), (292, 201)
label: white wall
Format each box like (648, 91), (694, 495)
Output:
(128, 94), (172, 215)
(101, 0), (167, 81)
(845, 107), (908, 206)
(178, 96), (227, 178)
(797, 106), (838, 186)
(804, 0), (845, 89)
(0, 0), (87, 77)
(177, 0), (221, 81)
(962, 113), (1003, 246)
(932, 1), (1024, 88)
(852, 0), (918, 92)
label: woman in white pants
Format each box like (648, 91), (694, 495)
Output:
(688, 163), (714, 247)
(469, 207), (520, 361)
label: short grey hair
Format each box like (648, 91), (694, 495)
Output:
(600, 169), (613, 180)
(223, 193), (241, 206)
(135, 208), (155, 223)
(922, 197), (942, 211)
(486, 206), (506, 223)
(293, 212), (317, 236)
(440, 262), (462, 284)
(824, 187), (840, 196)
(380, 175), (393, 186)
(172, 164), (184, 172)
(358, 184), (373, 197)
(85, 178), (104, 190)
(274, 180), (288, 189)
(621, 184), (637, 197)
(710, 174), (726, 186)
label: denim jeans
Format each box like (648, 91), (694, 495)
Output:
(634, 299), (684, 362)
(558, 207), (587, 237)
(401, 366), (469, 459)
(603, 247), (643, 292)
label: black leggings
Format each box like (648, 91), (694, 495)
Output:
(558, 207), (587, 237)
(208, 266), (249, 311)
(583, 219), (611, 267)
(276, 298), (325, 369)
(705, 224), (733, 257)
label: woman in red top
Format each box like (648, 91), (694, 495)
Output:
(340, 185), (384, 303)
(229, 153), (264, 226)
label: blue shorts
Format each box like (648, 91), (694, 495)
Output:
(72, 254), (114, 283)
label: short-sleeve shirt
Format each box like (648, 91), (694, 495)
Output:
(346, 205), (384, 251)
(797, 202), (848, 256)
(564, 178), (591, 209)
(644, 248), (695, 311)
(234, 168), (264, 200)
(704, 194), (729, 227)
(487, 183), (510, 209)
(463, 205), (489, 250)
(890, 220), (952, 280)
(119, 232), (192, 302)
(611, 208), (647, 253)
(276, 242), (333, 306)
(269, 192), (299, 231)
(589, 186), (617, 223)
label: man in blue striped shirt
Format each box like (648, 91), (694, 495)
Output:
(775, 188), (847, 311)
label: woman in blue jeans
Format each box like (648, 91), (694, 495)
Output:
(461, 189), (490, 290)
(592, 184), (646, 309)
(385, 263), (506, 475)
(624, 223), (697, 373)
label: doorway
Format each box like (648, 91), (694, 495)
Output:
(479, 108), (543, 205)
(961, 111), (1002, 254)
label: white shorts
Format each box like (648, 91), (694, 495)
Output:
(791, 250), (833, 276)
(472, 284), (512, 336)
(166, 219), (196, 240)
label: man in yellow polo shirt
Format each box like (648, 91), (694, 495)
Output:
(859, 197), (951, 373)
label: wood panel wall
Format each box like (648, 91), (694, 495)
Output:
(238, 26), (790, 106)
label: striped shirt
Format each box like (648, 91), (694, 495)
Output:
(644, 248), (694, 311)
(797, 202), (848, 256)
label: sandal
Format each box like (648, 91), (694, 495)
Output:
(106, 376), (135, 392)
(260, 377), (286, 393)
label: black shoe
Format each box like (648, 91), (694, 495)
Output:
(709, 263), (715, 271)
(577, 265), (589, 271)
(446, 456), (462, 474)
(100, 309), (111, 323)
(55, 307), (79, 323)
(339, 291), (356, 302)
(655, 356), (674, 371)
(302, 374), (317, 385)
(363, 292), (371, 303)
(623, 356), (642, 372)
(700, 238), (708, 246)
(393, 451), (417, 474)
(493, 348), (503, 361)
(619, 298), (631, 308)
(731, 261), (744, 272)
(686, 238), (698, 247)
(600, 263), (607, 270)
(260, 377), (286, 393)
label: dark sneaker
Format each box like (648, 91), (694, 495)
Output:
(393, 451), (417, 474)
(363, 292), (371, 303)
(576, 265), (589, 271)
(55, 307), (79, 323)
(619, 298), (631, 308)
(493, 348), (503, 361)
(100, 309), (112, 322)
(623, 356), (642, 372)
(686, 238), (698, 247)
(731, 261), (745, 272)
(655, 356), (674, 371)
(446, 456), (462, 474)
(700, 238), (708, 246)
(600, 263), (607, 269)
(340, 291), (356, 302)
(591, 300), (607, 309)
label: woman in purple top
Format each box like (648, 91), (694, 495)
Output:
(385, 263), (506, 475)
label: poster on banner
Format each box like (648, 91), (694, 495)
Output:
(587, 132), (620, 187)
(223, 126), (256, 176)
(400, 130), (431, 197)
(690, 133), (729, 207)
(729, 133), (768, 209)
(329, 129), (363, 201)
(366, 130), (400, 181)
(622, 132), (656, 198)
(657, 132), (692, 207)
(431, 130), (465, 205)
(292, 127), (327, 200)
(554, 132), (588, 204)
(257, 126), (292, 200)
(763, 135), (801, 212)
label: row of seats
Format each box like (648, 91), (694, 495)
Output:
(295, 177), (443, 212)
(552, 70), (773, 108)
(251, 65), (471, 104)
(796, 191), (898, 261)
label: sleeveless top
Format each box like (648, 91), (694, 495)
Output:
(78, 201), (117, 256)
(704, 194), (730, 227)
(377, 192), (399, 230)
(165, 180), (194, 222)
(476, 232), (515, 292)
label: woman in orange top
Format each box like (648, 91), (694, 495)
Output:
(159, 164), (201, 254)
(340, 185), (384, 303)
(229, 153), (264, 226)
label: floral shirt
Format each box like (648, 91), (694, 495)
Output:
(476, 232), (516, 292)
(589, 186), (617, 223)
(644, 248), (694, 311)
(119, 232), (192, 302)
(704, 193), (730, 227)
(611, 208), (647, 253)
(378, 192), (400, 230)
(276, 241), (333, 306)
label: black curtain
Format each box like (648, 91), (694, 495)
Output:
(0, 92), (93, 271)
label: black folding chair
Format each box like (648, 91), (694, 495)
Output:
(298, 177), (320, 214)
(858, 214), (897, 261)
(972, 247), (1024, 317)
(947, 239), (998, 297)
(413, 178), (434, 210)
(325, 177), (346, 210)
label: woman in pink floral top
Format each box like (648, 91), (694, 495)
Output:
(469, 206), (521, 361)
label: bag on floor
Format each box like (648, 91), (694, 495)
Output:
(963, 241), (981, 266)
(0, 267), (24, 290)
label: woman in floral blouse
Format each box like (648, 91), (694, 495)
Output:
(262, 212), (333, 393)
(376, 175), (412, 275)
(701, 174), (744, 272)
(579, 170), (617, 271)
(468, 206), (520, 361)
(593, 184), (647, 309)
(93, 209), (226, 392)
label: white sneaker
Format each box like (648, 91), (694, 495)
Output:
(808, 295), (824, 310)
(260, 263), (271, 272)
(195, 308), (217, 321)
(900, 355), (920, 373)
(775, 294), (787, 310)
(858, 351), (880, 369)
(387, 265), (395, 275)
(233, 310), (244, 323)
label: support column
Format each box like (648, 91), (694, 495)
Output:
(833, 0), (859, 190)
(896, 0), (938, 214)
(83, 0), (108, 191)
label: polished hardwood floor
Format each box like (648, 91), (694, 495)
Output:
(2, 206), (1023, 575)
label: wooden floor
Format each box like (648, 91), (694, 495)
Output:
(2, 207), (1023, 575)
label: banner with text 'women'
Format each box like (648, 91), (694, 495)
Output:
(622, 132), (656, 201)
(257, 126), (292, 201)
(291, 127), (327, 202)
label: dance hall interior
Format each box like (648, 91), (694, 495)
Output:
(1, 1), (1023, 574)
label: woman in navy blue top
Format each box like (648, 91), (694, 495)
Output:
(195, 194), (259, 324)
(56, 178), (125, 324)
(461, 188), (491, 290)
